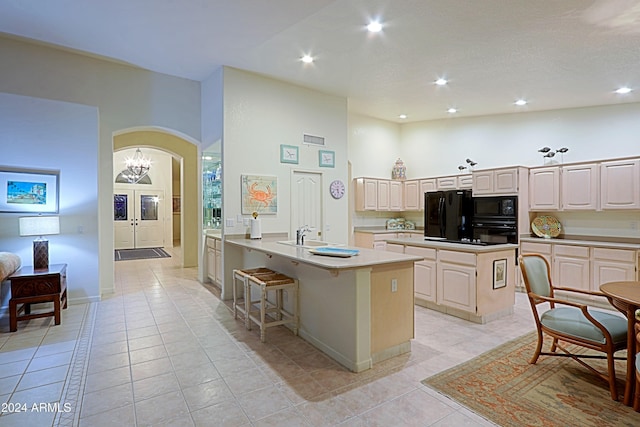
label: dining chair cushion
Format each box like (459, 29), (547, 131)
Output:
(541, 307), (627, 345)
(636, 352), (640, 374)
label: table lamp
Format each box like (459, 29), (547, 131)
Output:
(19, 215), (60, 269)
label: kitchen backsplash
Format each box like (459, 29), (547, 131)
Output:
(353, 211), (423, 228)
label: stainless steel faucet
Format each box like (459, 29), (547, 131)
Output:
(296, 225), (310, 245)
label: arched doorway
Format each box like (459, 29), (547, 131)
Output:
(113, 128), (199, 268)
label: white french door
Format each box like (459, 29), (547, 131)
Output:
(114, 190), (165, 249)
(291, 171), (323, 240)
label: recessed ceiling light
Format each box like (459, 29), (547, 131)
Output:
(615, 87), (632, 94)
(514, 99), (528, 106)
(447, 108), (457, 114)
(367, 21), (382, 32)
(435, 78), (448, 86)
(398, 114), (407, 119)
(301, 55), (314, 64)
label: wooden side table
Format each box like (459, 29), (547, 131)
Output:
(8, 264), (67, 332)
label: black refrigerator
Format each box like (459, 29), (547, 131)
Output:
(424, 190), (474, 240)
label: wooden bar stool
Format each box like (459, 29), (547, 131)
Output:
(232, 267), (274, 328)
(247, 272), (299, 342)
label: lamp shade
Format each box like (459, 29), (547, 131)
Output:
(19, 216), (60, 237)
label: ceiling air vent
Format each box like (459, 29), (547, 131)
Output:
(303, 134), (325, 146)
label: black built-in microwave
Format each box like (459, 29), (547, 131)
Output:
(472, 196), (518, 244)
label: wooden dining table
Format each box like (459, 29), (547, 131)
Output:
(600, 281), (640, 407)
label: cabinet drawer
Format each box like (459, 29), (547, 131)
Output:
(438, 249), (476, 266)
(554, 245), (589, 258)
(386, 243), (405, 253)
(592, 247), (636, 263)
(437, 176), (457, 189)
(521, 241), (552, 255)
(405, 246), (436, 260)
(206, 237), (217, 249)
(374, 233), (396, 241)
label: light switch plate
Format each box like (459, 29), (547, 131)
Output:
(226, 218), (234, 227)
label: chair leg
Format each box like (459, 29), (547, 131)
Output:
(530, 330), (544, 364)
(550, 337), (558, 353)
(260, 286), (267, 343)
(606, 352), (618, 401)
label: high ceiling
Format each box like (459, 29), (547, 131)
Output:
(1, 0), (639, 122)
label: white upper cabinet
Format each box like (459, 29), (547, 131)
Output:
(473, 167), (519, 196)
(436, 176), (458, 190)
(389, 180), (403, 211)
(458, 174), (473, 189)
(403, 180), (420, 211)
(377, 179), (390, 210)
(354, 178), (378, 211)
(419, 179), (437, 210)
(600, 159), (640, 209)
(529, 167), (560, 210)
(561, 163), (599, 210)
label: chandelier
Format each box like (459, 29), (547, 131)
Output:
(125, 148), (151, 179)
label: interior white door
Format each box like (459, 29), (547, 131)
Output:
(114, 190), (134, 250)
(134, 190), (164, 248)
(114, 189), (165, 249)
(291, 171), (323, 240)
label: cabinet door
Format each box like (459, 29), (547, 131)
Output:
(458, 174), (473, 189)
(600, 159), (640, 209)
(437, 176), (458, 190)
(529, 167), (560, 210)
(419, 179), (437, 210)
(377, 180), (390, 210)
(214, 249), (222, 284)
(206, 247), (216, 282)
(562, 164), (598, 210)
(494, 168), (519, 194)
(591, 260), (636, 292)
(553, 256), (590, 292)
(472, 171), (494, 195)
(414, 260), (437, 302)
(437, 262), (476, 312)
(364, 179), (378, 210)
(389, 181), (403, 211)
(355, 178), (378, 211)
(403, 180), (420, 211)
(591, 247), (637, 292)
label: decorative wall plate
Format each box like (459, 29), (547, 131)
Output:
(531, 215), (562, 238)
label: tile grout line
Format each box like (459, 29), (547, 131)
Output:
(54, 302), (96, 427)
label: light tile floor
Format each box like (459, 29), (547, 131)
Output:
(0, 248), (538, 426)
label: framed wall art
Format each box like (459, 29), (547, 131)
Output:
(493, 259), (507, 289)
(241, 175), (277, 215)
(319, 150), (335, 168)
(280, 145), (299, 164)
(0, 167), (59, 213)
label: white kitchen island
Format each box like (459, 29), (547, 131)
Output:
(224, 237), (422, 372)
(384, 236), (518, 323)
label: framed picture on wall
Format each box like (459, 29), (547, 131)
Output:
(493, 259), (507, 289)
(318, 150), (335, 168)
(241, 175), (277, 215)
(0, 167), (59, 213)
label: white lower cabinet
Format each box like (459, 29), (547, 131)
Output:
(436, 250), (476, 312)
(520, 240), (639, 303)
(206, 237), (222, 286)
(591, 248), (636, 292)
(553, 245), (590, 292)
(405, 246), (437, 302)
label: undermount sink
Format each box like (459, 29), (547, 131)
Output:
(277, 239), (332, 249)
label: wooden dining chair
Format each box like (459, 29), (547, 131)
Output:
(519, 254), (628, 401)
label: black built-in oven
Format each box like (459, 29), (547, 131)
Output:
(472, 196), (518, 244)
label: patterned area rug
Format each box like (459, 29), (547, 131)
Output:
(114, 247), (171, 261)
(422, 332), (639, 427)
